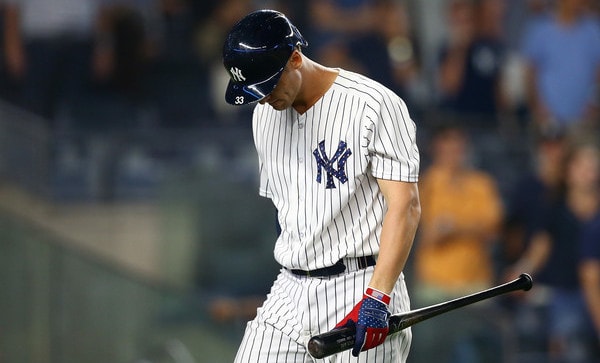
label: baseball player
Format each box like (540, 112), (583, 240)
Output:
(222, 10), (421, 362)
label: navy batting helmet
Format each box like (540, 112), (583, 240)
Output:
(222, 10), (308, 106)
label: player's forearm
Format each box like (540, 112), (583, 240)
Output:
(369, 181), (421, 294)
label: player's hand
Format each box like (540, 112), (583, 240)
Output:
(334, 287), (391, 357)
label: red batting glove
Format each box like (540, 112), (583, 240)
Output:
(335, 287), (391, 357)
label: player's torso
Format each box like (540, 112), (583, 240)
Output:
(252, 71), (386, 270)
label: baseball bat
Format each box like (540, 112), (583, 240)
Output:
(307, 273), (533, 359)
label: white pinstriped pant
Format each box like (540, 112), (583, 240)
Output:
(234, 265), (412, 362)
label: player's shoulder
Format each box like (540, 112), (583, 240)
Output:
(333, 69), (401, 105)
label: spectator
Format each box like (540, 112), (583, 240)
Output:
(506, 135), (600, 362)
(306, 0), (425, 109)
(500, 0), (553, 125)
(436, 0), (509, 124)
(131, 0), (211, 127)
(499, 126), (567, 358)
(578, 139), (600, 356)
(415, 122), (503, 295)
(501, 126), (566, 268)
(101, 4), (148, 98)
(347, 0), (424, 108)
(580, 198), (600, 353)
(195, 0), (253, 123)
(306, 0), (376, 76)
(2, 0), (112, 124)
(151, 0), (199, 65)
(521, 0), (600, 131)
(411, 122), (504, 363)
(0, 3), (18, 104)
(61, 1), (156, 131)
(307, 0), (375, 55)
(504, 0), (552, 52)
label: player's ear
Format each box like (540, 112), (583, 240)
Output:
(289, 50), (302, 69)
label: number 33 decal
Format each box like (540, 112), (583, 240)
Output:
(235, 96), (244, 105)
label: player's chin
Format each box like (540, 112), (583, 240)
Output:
(268, 99), (289, 110)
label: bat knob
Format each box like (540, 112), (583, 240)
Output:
(307, 337), (327, 359)
(307, 326), (356, 359)
(519, 273), (533, 291)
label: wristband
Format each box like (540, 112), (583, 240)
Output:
(365, 287), (391, 305)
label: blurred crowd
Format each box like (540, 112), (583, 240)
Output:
(0, 0), (600, 362)
(0, 0), (599, 131)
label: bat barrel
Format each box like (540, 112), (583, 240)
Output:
(389, 273), (533, 332)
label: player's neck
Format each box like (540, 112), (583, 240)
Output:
(292, 60), (339, 114)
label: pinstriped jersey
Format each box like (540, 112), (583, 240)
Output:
(252, 69), (420, 271)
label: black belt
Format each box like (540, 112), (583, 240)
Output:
(288, 255), (376, 277)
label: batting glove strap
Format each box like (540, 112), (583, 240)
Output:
(365, 287), (391, 305)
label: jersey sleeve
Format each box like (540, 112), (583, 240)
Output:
(258, 159), (271, 198)
(367, 91), (420, 182)
(252, 106), (272, 198)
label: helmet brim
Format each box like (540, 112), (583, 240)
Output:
(225, 66), (284, 106)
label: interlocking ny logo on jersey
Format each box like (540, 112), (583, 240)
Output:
(230, 67), (246, 82)
(313, 140), (352, 189)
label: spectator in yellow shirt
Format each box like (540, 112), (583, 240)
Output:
(410, 122), (504, 363)
(415, 123), (503, 298)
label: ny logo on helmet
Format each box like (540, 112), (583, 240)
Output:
(230, 67), (246, 82)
